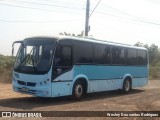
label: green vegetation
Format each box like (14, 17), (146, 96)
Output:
(0, 54), (15, 83)
(59, 31), (84, 37)
(0, 42), (159, 83)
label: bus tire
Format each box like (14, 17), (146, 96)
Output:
(122, 78), (131, 93)
(72, 80), (84, 100)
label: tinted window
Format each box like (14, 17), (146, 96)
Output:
(112, 47), (125, 64)
(73, 41), (93, 64)
(126, 49), (137, 65)
(138, 50), (147, 65)
(54, 46), (72, 66)
(94, 44), (110, 64)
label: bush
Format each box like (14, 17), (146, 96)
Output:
(149, 62), (160, 79)
(0, 54), (15, 83)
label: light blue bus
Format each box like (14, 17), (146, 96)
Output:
(12, 36), (148, 100)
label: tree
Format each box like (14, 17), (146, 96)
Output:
(59, 31), (84, 37)
(134, 42), (144, 47)
(148, 44), (160, 65)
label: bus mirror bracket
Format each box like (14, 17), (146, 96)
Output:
(12, 41), (23, 56)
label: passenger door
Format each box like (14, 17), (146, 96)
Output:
(52, 40), (72, 79)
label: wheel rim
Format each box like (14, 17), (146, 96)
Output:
(124, 80), (130, 91)
(75, 84), (83, 97)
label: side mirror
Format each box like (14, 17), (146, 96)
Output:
(12, 40), (23, 56)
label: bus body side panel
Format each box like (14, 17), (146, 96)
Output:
(50, 64), (148, 97)
(135, 77), (148, 87)
(51, 69), (73, 97)
(73, 65), (148, 93)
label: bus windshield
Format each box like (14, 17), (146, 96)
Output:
(14, 38), (56, 74)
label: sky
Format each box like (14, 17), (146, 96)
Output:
(0, 0), (160, 55)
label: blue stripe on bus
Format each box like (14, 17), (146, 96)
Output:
(73, 65), (148, 80)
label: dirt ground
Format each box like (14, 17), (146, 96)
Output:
(0, 80), (160, 120)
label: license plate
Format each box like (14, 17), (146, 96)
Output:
(22, 88), (28, 92)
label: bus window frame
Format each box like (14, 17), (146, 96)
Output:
(111, 46), (126, 65)
(52, 40), (73, 79)
(73, 40), (94, 65)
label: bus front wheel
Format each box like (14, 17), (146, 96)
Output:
(123, 78), (131, 93)
(72, 81), (84, 100)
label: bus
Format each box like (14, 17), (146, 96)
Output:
(12, 36), (149, 100)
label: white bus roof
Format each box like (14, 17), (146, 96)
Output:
(23, 36), (147, 50)
(58, 36), (147, 50)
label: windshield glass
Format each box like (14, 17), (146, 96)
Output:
(14, 37), (56, 74)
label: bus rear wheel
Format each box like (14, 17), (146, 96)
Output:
(72, 81), (84, 100)
(123, 78), (131, 93)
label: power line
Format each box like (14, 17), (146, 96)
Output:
(0, 19), (82, 23)
(34, 0), (85, 6)
(92, 21), (152, 43)
(0, 1), (85, 23)
(85, 0), (102, 36)
(0, 0), (85, 10)
(94, 10), (160, 26)
(1, 1), (160, 27)
(0, 2), (84, 14)
(145, 0), (160, 5)
(99, 3), (160, 25)
(89, 0), (102, 17)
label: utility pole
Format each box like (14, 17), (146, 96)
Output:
(85, 0), (90, 36)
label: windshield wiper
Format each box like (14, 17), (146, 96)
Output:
(17, 54), (30, 71)
(17, 47), (34, 71)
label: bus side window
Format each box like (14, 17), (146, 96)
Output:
(112, 47), (125, 65)
(137, 50), (147, 65)
(60, 46), (72, 66)
(53, 45), (72, 76)
(54, 46), (72, 66)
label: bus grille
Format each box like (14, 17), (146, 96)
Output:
(17, 80), (26, 85)
(17, 80), (36, 87)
